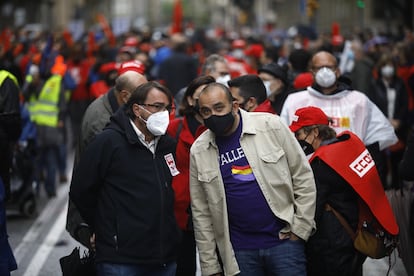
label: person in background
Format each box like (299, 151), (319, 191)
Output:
(281, 51), (398, 186)
(158, 33), (198, 97)
(201, 54), (231, 85)
(399, 125), (414, 181)
(289, 106), (398, 276)
(368, 54), (409, 189)
(0, 69), (21, 276)
(29, 57), (67, 198)
(227, 74), (267, 112)
(256, 62), (292, 114)
(167, 75), (215, 276)
(190, 83), (316, 276)
(70, 81), (181, 276)
(349, 40), (375, 95)
(173, 53), (230, 117)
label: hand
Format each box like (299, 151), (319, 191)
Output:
(289, 232), (301, 241)
(58, 120), (64, 128)
(90, 233), (96, 251)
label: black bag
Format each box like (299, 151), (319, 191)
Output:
(59, 247), (96, 276)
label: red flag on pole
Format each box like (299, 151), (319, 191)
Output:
(97, 13), (116, 47)
(171, 0), (183, 34)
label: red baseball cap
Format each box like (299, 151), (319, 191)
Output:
(293, 72), (313, 90)
(289, 106), (329, 132)
(117, 60), (145, 75)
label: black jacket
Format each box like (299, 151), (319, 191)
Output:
(400, 125), (414, 181)
(368, 76), (408, 139)
(70, 105), (181, 266)
(306, 136), (360, 276)
(0, 76), (22, 200)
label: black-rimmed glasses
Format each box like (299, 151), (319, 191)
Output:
(139, 103), (173, 112)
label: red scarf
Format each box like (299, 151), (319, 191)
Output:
(310, 131), (399, 235)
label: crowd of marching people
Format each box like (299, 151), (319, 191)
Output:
(1, 21), (414, 275)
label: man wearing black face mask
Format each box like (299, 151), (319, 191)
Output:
(280, 51), (398, 188)
(189, 83), (316, 276)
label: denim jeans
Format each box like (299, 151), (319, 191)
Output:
(96, 261), (177, 276)
(39, 145), (59, 197)
(234, 239), (306, 276)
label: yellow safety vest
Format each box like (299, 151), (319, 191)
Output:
(0, 70), (19, 86)
(30, 75), (62, 127)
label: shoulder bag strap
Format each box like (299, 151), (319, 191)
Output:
(325, 203), (357, 240)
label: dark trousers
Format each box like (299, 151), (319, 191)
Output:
(176, 230), (196, 276)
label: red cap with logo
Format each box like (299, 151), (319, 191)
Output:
(117, 60), (145, 75)
(289, 106), (329, 132)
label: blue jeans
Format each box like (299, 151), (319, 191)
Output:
(234, 239), (306, 276)
(39, 146), (59, 197)
(96, 262), (177, 276)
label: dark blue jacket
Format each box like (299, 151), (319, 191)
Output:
(0, 177), (17, 274)
(70, 105), (181, 266)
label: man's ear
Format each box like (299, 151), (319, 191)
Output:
(132, 103), (141, 118)
(232, 100), (239, 112)
(313, 127), (320, 137)
(247, 97), (257, 111)
(120, 90), (130, 104)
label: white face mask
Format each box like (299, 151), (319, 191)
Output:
(381, 65), (394, 78)
(232, 49), (245, 60)
(140, 109), (170, 136)
(216, 74), (231, 86)
(263, 80), (272, 97)
(315, 67), (336, 88)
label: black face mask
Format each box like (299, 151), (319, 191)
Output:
(204, 111), (235, 136)
(298, 139), (315, 155)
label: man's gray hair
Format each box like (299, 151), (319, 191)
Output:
(201, 54), (227, 75)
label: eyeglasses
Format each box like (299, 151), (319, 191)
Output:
(139, 103), (172, 112)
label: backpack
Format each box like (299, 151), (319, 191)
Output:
(327, 199), (399, 259)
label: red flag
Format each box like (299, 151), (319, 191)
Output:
(332, 22), (340, 36)
(171, 0), (183, 34)
(62, 29), (74, 47)
(97, 13), (116, 47)
(87, 31), (96, 58)
(0, 28), (12, 53)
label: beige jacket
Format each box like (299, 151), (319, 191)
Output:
(189, 109), (316, 276)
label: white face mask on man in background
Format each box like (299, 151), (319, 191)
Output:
(381, 65), (394, 78)
(216, 74), (231, 87)
(315, 67), (336, 88)
(263, 81), (272, 97)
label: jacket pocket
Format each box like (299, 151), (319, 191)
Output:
(198, 170), (223, 204)
(258, 148), (290, 186)
(260, 148), (285, 163)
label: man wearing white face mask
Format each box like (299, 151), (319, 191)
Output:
(66, 63), (148, 247)
(256, 62), (293, 114)
(280, 51), (398, 184)
(368, 54), (408, 189)
(70, 81), (182, 276)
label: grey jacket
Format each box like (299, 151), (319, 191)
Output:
(189, 109), (316, 276)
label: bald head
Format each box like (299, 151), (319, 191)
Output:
(115, 71), (148, 105)
(311, 51), (338, 71)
